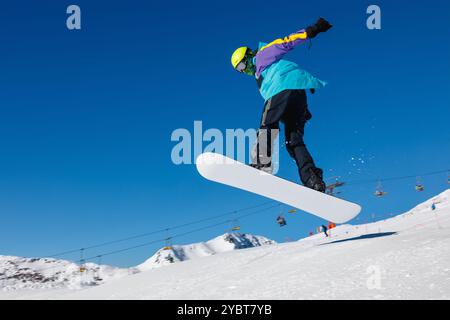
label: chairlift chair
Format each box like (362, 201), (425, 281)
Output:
(79, 260), (86, 273)
(326, 177), (345, 196)
(374, 180), (387, 197)
(276, 215), (287, 227)
(415, 176), (424, 192)
(374, 190), (387, 197)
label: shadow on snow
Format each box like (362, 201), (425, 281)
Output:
(321, 232), (398, 245)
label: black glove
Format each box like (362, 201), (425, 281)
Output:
(306, 17), (333, 39)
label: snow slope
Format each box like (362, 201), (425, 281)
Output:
(1, 189), (450, 299)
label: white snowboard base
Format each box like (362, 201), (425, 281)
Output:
(196, 152), (361, 223)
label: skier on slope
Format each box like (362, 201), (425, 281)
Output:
(230, 18), (332, 192)
(321, 224), (329, 237)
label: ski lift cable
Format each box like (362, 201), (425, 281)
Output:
(346, 169), (450, 186)
(77, 205), (279, 263)
(47, 200), (275, 258)
(41, 203), (279, 271)
(239, 204), (280, 219)
(80, 221), (228, 262)
(35, 220), (232, 273)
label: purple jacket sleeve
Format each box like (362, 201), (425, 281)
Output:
(255, 29), (309, 77)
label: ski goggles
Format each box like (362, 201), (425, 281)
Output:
(236, 60), (247, 72)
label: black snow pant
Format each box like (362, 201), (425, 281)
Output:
(252, 89), (320, 185)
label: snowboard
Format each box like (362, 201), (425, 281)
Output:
(196, 152), (361, 223)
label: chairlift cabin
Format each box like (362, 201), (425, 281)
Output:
(79, 259), (86, 273)
(229, 216), (241, 232)
(415, 176), (424, 192)
(276, 215), (287, 227)
(325, 177), (345, 196)
(78, 249), (86, 273)
(374, 180), (387, 197)
(162, 228), (174, 250)
(374, 190), (387, 197)
(163, 233), (173, 251)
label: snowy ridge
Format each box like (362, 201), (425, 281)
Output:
(137, 233), (276, 271)
(0, 256), (134, 291)
(406, 189), (449, 214)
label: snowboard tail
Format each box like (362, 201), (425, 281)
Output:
(196, 152), (361, 223)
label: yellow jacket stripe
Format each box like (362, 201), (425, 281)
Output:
(259, 31), (308, 52)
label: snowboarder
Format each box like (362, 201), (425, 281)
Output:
(230, 17), (332, 192)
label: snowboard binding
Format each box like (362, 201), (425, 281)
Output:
(303, 168), (326, 193)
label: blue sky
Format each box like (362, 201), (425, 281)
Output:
(0, 1), (449, 267)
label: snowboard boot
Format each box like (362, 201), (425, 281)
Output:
(303, 167), (326, 192)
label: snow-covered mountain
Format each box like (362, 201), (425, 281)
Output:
(1, 189), (449, 299)
(0, 256), (134, 291)
(137, 233), (276, 271)
(0, 233), (275, 292)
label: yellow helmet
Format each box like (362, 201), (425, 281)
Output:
(231, 47), (249, 69)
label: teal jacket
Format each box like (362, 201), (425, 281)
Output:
(254, 30), (327, 101)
